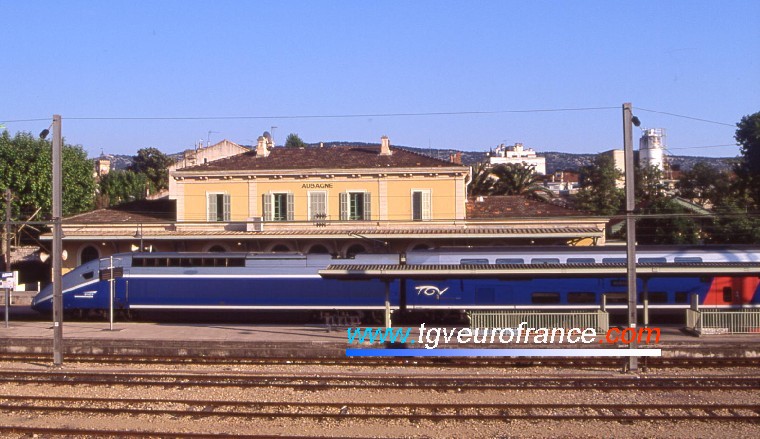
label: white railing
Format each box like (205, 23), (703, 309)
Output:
(469, 310), (609, 332)
(686, 308), (760, 335)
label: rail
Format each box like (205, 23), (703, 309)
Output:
(468, 309), (609, 332)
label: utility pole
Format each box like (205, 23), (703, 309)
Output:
(623, 103), (638, 372)
(4, 188), (11, 328)
(52, 114), (63, 366)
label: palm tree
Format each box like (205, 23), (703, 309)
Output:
(468, 161), (495, 196)
(472, 162), (552, 197)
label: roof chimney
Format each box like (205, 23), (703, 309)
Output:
(256, 136), (270, 158)
(380, 135), (392, 156)
(449, 151), (462, 164)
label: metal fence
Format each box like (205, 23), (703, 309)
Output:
(469, 310), (609, 332)
(686, 308), (760, 335)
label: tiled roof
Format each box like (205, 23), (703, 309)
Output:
(56, 225), (603, 239)
(174, 145), (466, 173)
(65, 199), (176, 224)
(466, 195), (588, 218)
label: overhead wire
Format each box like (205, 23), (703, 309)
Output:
(633, 107), (735, 128)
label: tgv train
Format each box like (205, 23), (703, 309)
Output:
(31, 246), (760, 318)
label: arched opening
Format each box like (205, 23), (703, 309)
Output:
(412, 243), (430, 251)
(307, 244), (330, 254)
(208, 245), (227, 253)
(270, 244), (291, 252)
(80, 245), (100, 264)
(345, 244), (367, 258)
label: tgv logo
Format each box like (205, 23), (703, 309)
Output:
(415, 285), (449, 298)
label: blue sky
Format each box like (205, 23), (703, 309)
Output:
(1, 1), (758, 158)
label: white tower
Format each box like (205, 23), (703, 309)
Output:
(639, 128), (666, 170)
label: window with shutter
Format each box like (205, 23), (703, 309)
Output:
(207, 194), (217, 222)
(207, 193), (229, 222)
(412, 190), (432, 221)
(309, 192), (327, 220)
(363, 192), (371, 220)
(223, 194), (231, 221)
(339, 192), (348, 221)
(344, 192), (370, 221)
(286, 193), (294, 221)
(267, 192), (293, 221)
(262, 193), (272, 221)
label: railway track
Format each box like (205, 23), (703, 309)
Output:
(0, 352), (755, 369)
(0, 369), (757, 391)
(0, 394), (758, 422)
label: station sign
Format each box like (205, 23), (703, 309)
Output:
(0, 272), (15, 290)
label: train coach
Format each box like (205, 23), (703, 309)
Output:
(31, 246), (760, 319)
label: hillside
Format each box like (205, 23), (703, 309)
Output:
(104, 143), (738, 175)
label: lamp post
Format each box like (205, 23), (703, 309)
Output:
(134, 224), (143, 251)
(41, 115), (63, 366)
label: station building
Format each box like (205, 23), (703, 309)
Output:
(51, 137), (609, 272)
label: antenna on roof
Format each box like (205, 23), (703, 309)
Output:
(206, 130), (219, 148)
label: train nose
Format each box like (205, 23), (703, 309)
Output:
(31, 288), (53, 313)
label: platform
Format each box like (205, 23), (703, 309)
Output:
(2, 310), (760, 359)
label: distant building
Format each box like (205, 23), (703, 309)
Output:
(167, 138), (251, 197)
(600, 149), (626, 189)
(639, 128), (666, 171)
(489, 143), (546, 175)
(544, 170), (581, 195)
(94, 154), (111, 178)
(601, 127), (667, 188)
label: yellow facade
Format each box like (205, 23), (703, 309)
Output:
(177, 173), (466, 223)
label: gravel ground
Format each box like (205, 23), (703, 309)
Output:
(0, 361), (757, 438)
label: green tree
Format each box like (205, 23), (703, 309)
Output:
(635, 196), (702, 245)
(468, 162), (551, 197)
(0, 131), (95, 218)
(635, 164), (667, 207)
(129, 147), (171, 193)
(284, 133), (306, 148)
(705, 199), (760, 244)
(98, 170), (150, 206)
(675, 162), (732, 207)
(468, 161), (494, 196)
(487, 163), (551, 196)
(574, 154), (624, 215)
(735, 111), (760, 206)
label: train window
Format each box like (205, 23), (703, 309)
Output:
(568, 292), (596, 303)
(642, 292), (668, 304)
(723, 287), (733, 302)
(531, 292), (560, 304)
(675, 292), (689, 304)
(132, 258), (144, 267)
(602, 258), (626, 264)
(639, 257), (667, 263)
(82, 271), (94, 280)
(604, 293), (627, 304)
(168, 258), (181, 267)
(531, 258), (560, 265)
(495, 258), (524, 264)
(567, 258), (596, 264)
(475, 288), (496, 303)
(460, 259), (489, 265)
(674, 257), (702, 263)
